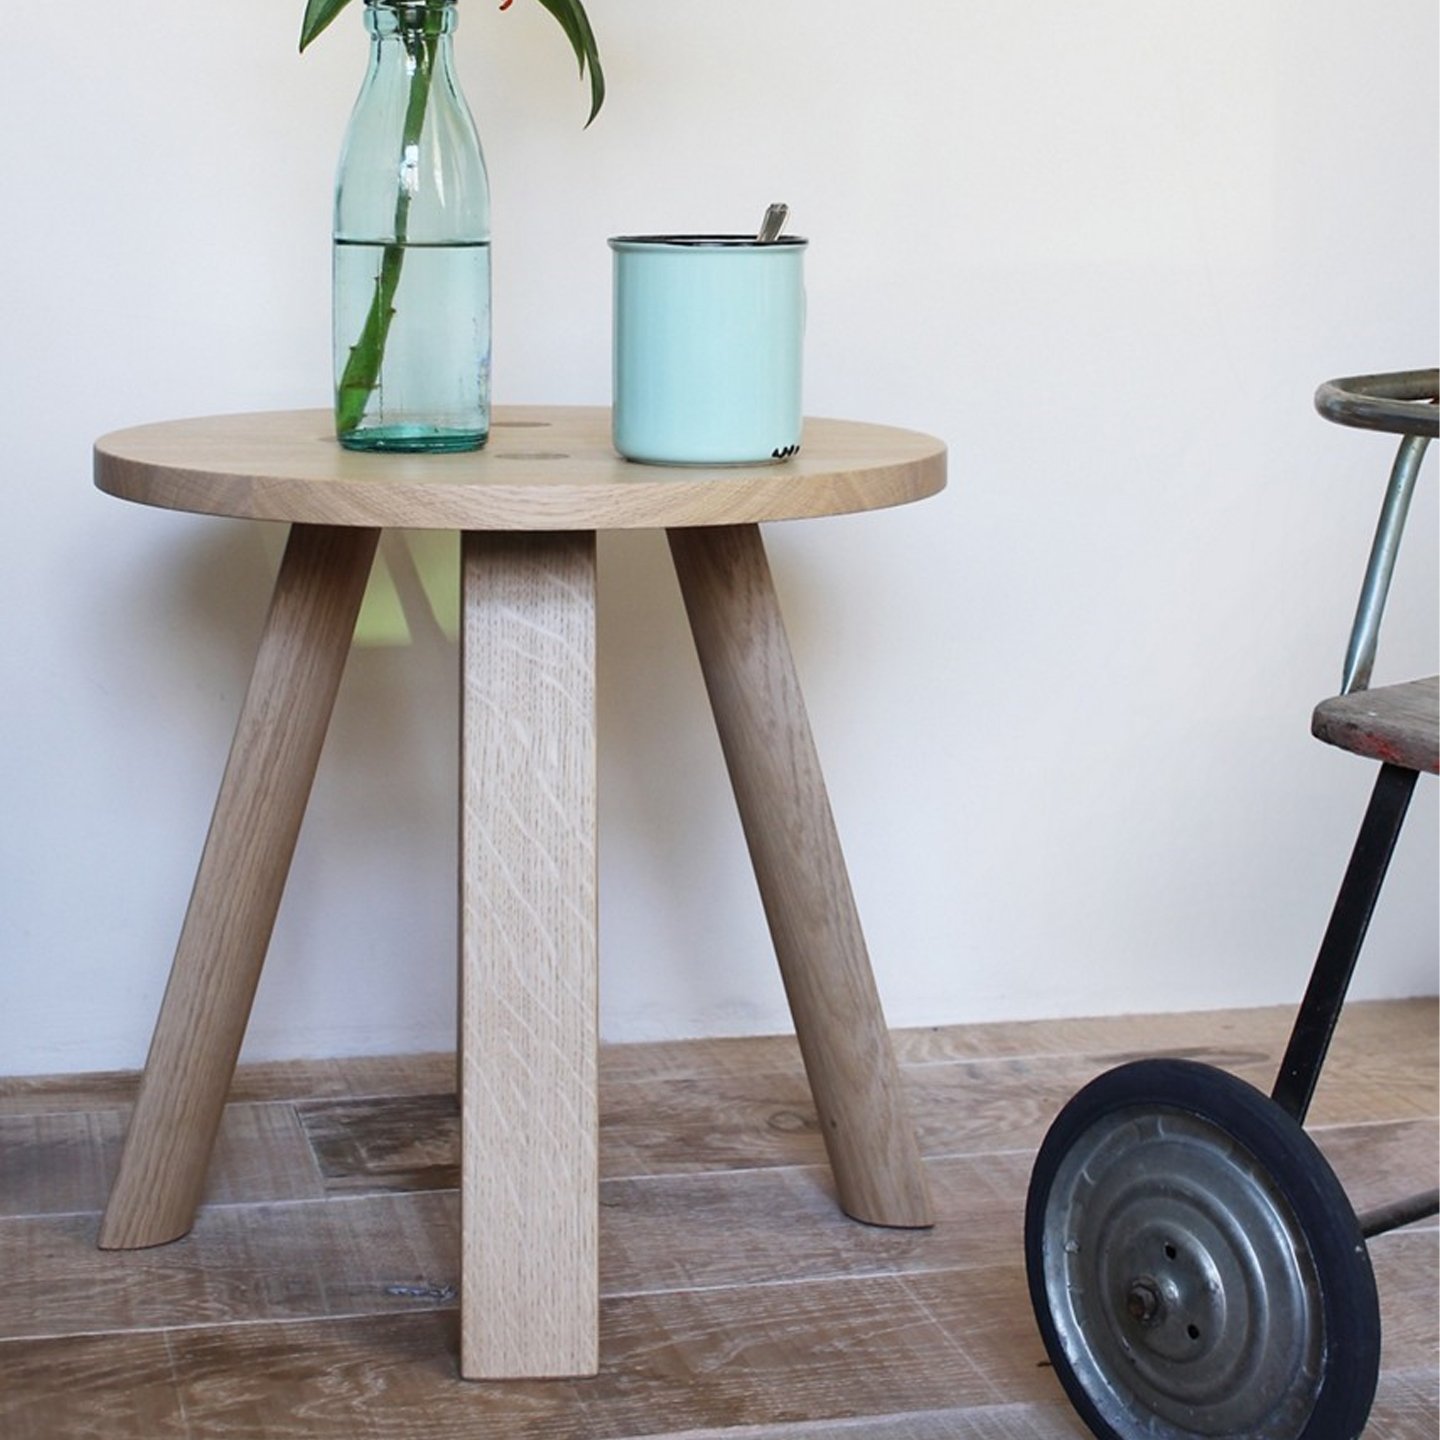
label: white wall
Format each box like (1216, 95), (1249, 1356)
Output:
(1, 2), (1435, 1075)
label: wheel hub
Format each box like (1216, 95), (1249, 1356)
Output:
(1124, 1276), (1164, 1326)
(1113, 1221), (1227, 1364)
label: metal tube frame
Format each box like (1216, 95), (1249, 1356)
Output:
(1340, 432), (1431, 696)
(1271, 762), (1419, 1124)
(1359, 1187), (1440, 1240)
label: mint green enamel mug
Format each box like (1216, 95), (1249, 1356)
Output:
(610, 235), (807, 465)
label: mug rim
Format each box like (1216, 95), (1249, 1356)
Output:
(609, 234), (808, 250)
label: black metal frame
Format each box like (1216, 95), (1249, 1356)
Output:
(1271, 762), (1418, 1124)
(1268, 758), (1438, 1237)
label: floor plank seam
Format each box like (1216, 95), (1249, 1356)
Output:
(0, 1188), (457, 1225)
(0, 1208), (106, 1224)
(0, 1257), (1066, 1349)
(0, 1301), (462, 1348)
(625, 1398), (1080, 1440)
(0, 1094), (325, 1122)
(920, 1144), (1051, 1163)
(894, 1048), (1282, 1072)
(599, 1260), (1015, 1305)
(1308, 1115), (1440, 1132)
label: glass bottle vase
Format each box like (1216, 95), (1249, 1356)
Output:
(333, 0), (491, 452)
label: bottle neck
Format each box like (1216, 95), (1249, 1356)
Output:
(365, 1), (458, 50)
(362, 1), (458, 120)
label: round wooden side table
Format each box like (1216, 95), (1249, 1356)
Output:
(92, 406), (947, 1380)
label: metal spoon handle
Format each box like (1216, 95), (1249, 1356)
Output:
(756, 203), (789, 243)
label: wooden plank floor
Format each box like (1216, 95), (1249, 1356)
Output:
(0, 999), (1434, 1438)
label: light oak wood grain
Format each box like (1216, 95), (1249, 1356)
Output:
(93, 408), (947, 531)
(459, 530), (599, 1379)
(668, 523), (932, 1230)
(98, 524), (379, 1251)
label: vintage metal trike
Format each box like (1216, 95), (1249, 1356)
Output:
(1025, 369), (1438, 1439)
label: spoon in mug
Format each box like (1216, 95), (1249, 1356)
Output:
(756, 203), (789, 243)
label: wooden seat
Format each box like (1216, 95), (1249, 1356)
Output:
(1312, 675), (1439, 775)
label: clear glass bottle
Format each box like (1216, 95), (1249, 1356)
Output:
(333, 0), (491, 452)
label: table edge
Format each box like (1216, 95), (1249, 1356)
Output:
(93, 407), (948, 531)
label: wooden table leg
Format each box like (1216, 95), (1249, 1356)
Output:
(99, 524), (380, 1250)
(668, 524), (933, 1229)
(459, 531), (599, 1379)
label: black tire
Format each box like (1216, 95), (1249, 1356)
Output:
(1024, 1058), (1379, 1440)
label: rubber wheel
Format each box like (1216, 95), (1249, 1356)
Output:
(1024, 1058), (1379, 1440)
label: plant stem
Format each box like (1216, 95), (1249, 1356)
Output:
(336, 8), (441, 435)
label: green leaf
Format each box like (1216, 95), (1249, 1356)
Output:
(300, 0), (355, 51)
(532, 0), (606, 125)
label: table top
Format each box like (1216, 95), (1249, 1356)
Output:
(93, 408), (946, 532)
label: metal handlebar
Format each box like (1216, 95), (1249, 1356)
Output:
(1315, 368), (1438, 437)
(1314, 369), (1437, 696)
